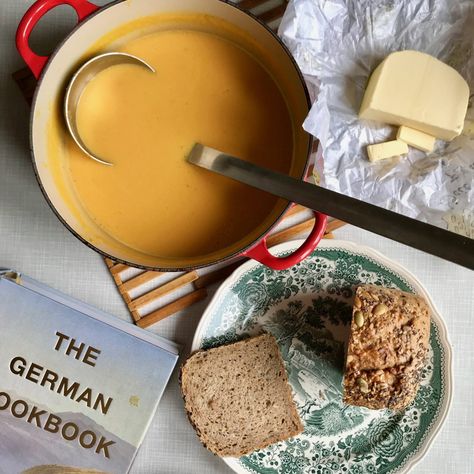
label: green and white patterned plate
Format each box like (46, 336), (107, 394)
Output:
(191, 240), (452, 474)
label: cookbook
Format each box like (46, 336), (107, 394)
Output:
(0, 269), (179, 474)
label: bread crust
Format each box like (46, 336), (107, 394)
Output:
(180, 334), (303, 457)
(343, 285), (430, 410)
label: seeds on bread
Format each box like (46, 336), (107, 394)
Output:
(343, 284), (430, 410)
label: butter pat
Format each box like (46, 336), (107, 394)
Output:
(397, 126), (436, 152)
(463, 120), (474, 137)
(367, 140), (409, 162)
(360, 51), (469, 141)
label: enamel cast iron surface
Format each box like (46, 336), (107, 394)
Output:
(188, 144), (474, 270)
(16, 0), (324, 271)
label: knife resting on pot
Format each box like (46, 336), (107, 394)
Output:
(187, 143), (474, 270)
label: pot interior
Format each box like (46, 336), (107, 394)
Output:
(33, 0), (311, 270)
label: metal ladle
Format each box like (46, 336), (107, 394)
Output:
(187, 143), (474, 269)
(64, 52), (155, 166)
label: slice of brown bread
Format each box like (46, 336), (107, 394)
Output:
(180, 333), (303, 457)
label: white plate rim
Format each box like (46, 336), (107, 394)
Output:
(191, 239), (453, 474)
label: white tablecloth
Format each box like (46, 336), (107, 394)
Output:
(1, 2), (472, 473)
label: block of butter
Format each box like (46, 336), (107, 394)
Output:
(360, 51), (469, 141)
(397, 126), (436, 152)
(367, 140), (409, 162)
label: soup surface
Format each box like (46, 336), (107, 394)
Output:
(67, 28), (294, 258)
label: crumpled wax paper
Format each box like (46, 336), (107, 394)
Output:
(279, 0), (474, 236)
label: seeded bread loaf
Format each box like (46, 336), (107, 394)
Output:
(180, 333), (303, 457)
(343, 284), (430, 410)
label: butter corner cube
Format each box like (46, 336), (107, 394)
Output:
(367, 140), (409, 162)
(397, 126), (436, 152)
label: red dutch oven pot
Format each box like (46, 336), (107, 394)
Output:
(16, 0), (327, 271)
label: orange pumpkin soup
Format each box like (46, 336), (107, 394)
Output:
(64, 27), (294, 258)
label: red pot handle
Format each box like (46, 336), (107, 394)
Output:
(16, 0), (99, 79)
(243, 211), (328, 270)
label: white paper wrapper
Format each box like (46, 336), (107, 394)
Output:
(279, 0), (474, 235)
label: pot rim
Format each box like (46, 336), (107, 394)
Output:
(29, 0), (314, 272)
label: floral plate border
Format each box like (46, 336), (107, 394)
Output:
(191, 240), (453, 474)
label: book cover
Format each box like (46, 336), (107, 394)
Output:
(0, 270), (179, 474)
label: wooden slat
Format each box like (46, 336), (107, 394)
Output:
(110, 272), (123, 286)
(266, 218), (314, 247)
(136, 289), (208, 328)
(283, 204), (307, 218)
(120, 270), (163, 293)
(109, 263), (129, 275)
(326, 219), (346, 233)
(130, 310), (141, 323)
(239, 0), (271, 10)
(130, 271), (199, 311)
(258, 4), (287, 23)
(194, 260), (243, 289)
(118, 288), (132, 304)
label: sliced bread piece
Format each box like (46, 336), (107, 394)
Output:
(180, 333), (303, 457)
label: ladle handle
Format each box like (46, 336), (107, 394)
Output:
(211, 154), (474, 269)
(16, 0), (99, 79)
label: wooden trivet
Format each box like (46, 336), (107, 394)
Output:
(13, 0), (346, 328)
(105, 208), (345, 328)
